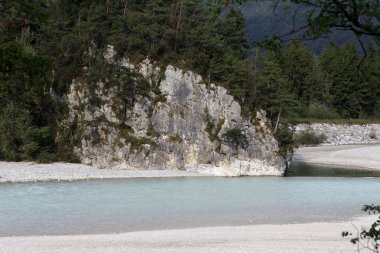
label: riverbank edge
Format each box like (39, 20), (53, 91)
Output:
(0, 162), (283, 184)
(2, 144), (380, 183)
(291, 161), (380, 171)
(0, 161), (218, 184)
(292, 144), (380, 171)
(0, 215), (377, 253)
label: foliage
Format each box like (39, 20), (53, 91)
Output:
(204, 108), (225, 142)
(0, 104), (37, 161)
(222, 0), (380, 41)
(294, 0), (380, 40)
(249, 42), (380, 122)
(342, 205), (380, 253)
(36, 150), (57, 164)
(168, 134), (183, 143)
(274, 125), (296, 158)
(294, 130), (327, 146)
(110, 65), (151, 121)
(0, 41), (52, 122)
(297, 103), (340, 120)
(250, 48), (299, 120)
(147, 124), (161, 138)
(123, 133), (158, 152)
(222, 128), (248, 149)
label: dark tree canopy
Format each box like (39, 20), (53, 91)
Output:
(217, 0), (380, 41)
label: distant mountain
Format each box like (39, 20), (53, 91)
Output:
(242, 1), (372, 53)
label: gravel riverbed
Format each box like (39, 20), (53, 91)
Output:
(0, 162), (209, 183)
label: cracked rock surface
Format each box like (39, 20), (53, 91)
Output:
(64, 50), (285, 176)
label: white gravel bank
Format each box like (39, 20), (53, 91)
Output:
(0, 215), (376, 253)
(0, 162), (210, 183)
(293, 144), (380, 170)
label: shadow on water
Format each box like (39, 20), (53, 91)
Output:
(288, 162), (380, 177)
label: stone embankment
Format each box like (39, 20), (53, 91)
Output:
(294, 123), (380, 145)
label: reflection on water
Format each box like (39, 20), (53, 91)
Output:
(288, 162), (380, 177)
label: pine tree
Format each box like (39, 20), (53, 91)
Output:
(320, 44), (361, 118)
(280, 42), (314, 102)
(253, 51), (299, 119)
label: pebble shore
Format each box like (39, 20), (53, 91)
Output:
(0, 215), (376, 253)
(0, 162), (209, 183)
(293, 144), (380, 170)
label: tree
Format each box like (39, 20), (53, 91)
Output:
(253, 50), (299, 119)
(357, 45), (380, 117)
(216, 0), (380, 41)
(0, 41), (52, 125)
(292, 0), (380, 39)
(0, 104), (37, 161)
(0, 0), (49, 43)
(279, 41), (314, 101)
(303, 58), (330, 105)
(319, 43), (362, 118)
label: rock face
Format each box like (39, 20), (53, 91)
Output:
(64, 48), (285, 176)
(295, 123), (380, 145)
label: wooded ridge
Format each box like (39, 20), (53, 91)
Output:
(1, 0), (379, 162)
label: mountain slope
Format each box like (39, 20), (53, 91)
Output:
(242, 1), (372, 53)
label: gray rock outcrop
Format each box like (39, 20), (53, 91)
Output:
(63, 47), (285, 176)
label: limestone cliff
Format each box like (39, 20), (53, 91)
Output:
(63, 47), (285, 176)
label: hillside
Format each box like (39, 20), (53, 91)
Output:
(0, 0), (380, 165)
(242, 1), (372, 53)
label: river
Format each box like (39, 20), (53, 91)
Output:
(1, 170), (380, 236)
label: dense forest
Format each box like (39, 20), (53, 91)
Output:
(242, 1), (373, 54)
(1, 0), (380, 162)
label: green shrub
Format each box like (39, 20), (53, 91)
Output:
(0, 104), (37, 161)
(152, 94), (167, 104)
(204, 108), (224, 142)
(299, 103), (340, 119)
(124, 133), (158, 152)
(169, 134), (182, 143)
(36, 151), (57, 164)
(55, 145), (81, 163)
(294, 130), (327, 146)
(274, 125), (296, 158)
(30, 127), (55, 150)
(147, 124), (160, 138)
(222, 128), (248, 149)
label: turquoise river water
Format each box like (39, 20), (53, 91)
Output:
(1, 173), (380, 236)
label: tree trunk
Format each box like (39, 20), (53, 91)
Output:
(175, 0), (184, 52)
(274, 107), (282, 134)
(123, 1), (128, 16)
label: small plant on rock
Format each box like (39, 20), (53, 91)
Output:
(168, 134), (182, 143)
(222, 128), (248, 150)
